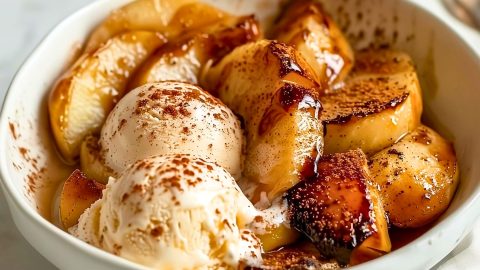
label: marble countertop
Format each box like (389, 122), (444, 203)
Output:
(0, 0), (479, 269)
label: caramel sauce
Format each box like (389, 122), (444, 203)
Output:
(390, 226), (432, 251)
(249, 240), (341, 270)
(251, 226), (431, 269)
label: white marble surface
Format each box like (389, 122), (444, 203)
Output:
(0, 0), (479, 269)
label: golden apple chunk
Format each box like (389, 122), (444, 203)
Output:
(252, 242), (340, 269)
(49, 31), (165, 162)
(321, 50), (423, 155)
(369, 125), (459, 228)
(273, 0), (354, 86)
(60, 169), (105, 229)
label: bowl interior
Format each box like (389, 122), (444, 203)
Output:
(1, 0), (480, 269)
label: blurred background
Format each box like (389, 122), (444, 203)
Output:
(0, 0), (479, 269)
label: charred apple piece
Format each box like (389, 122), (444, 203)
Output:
(60, 169), (105, 229)
(49, 31), (165, 162)
(285, 150), (391, 266)
(273, 0), (354, 86)
(130, 15), (260, 87)
(321, 50), (422, 155)
(369, 125), (459, 228)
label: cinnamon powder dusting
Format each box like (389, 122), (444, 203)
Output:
(16, 146), (47, 195)
(9, 122), (17, 139)
(163, 105), (178, 117)
(19, 147), (28, 159)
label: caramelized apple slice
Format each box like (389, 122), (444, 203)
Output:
(321, 50), (423, 155)
(273, 0), (354, 85)
(60, 169), (105, 229)
(285, 150), (391, 266)
(204, 40), (324, 201)
(204, 40), (325, 251)
(49, 31), (165, 162)
(130, 15), (260, 87)
(80, 135), (115, 184)
(85, 0), (229, 52)
(369, 125), (459, 228)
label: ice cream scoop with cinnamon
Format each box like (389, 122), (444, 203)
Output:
(74, 155), (262, 269)
(98, 81), (244, 179)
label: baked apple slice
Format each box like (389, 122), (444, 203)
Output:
(273, 0), (354, 86)
(60, 169), (105, 229)
(204, 40), (324, 201)
(129, 15), (260, 87)
(321, 50), (423, 155)
(369, 125), (459, 228)
(85, 0), (229, 52)
(204, 40), (324, 250)
(285, 150), (391, 266)
(80, 135), (115, 184)
(49, 31), (165, 162)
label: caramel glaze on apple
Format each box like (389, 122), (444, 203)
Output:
(267, 41), (325, 89)
(258, 82), (322, 136)
(272, 0), (354, 85)
(285, 150), (380, 266)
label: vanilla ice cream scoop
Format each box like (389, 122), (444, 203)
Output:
(99, 82), (243, 178)
(75, 155), (262, 269)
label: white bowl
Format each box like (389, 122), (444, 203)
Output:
(1, 0), (480, 269)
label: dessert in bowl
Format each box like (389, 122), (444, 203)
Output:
(1, 0), (480, 269)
